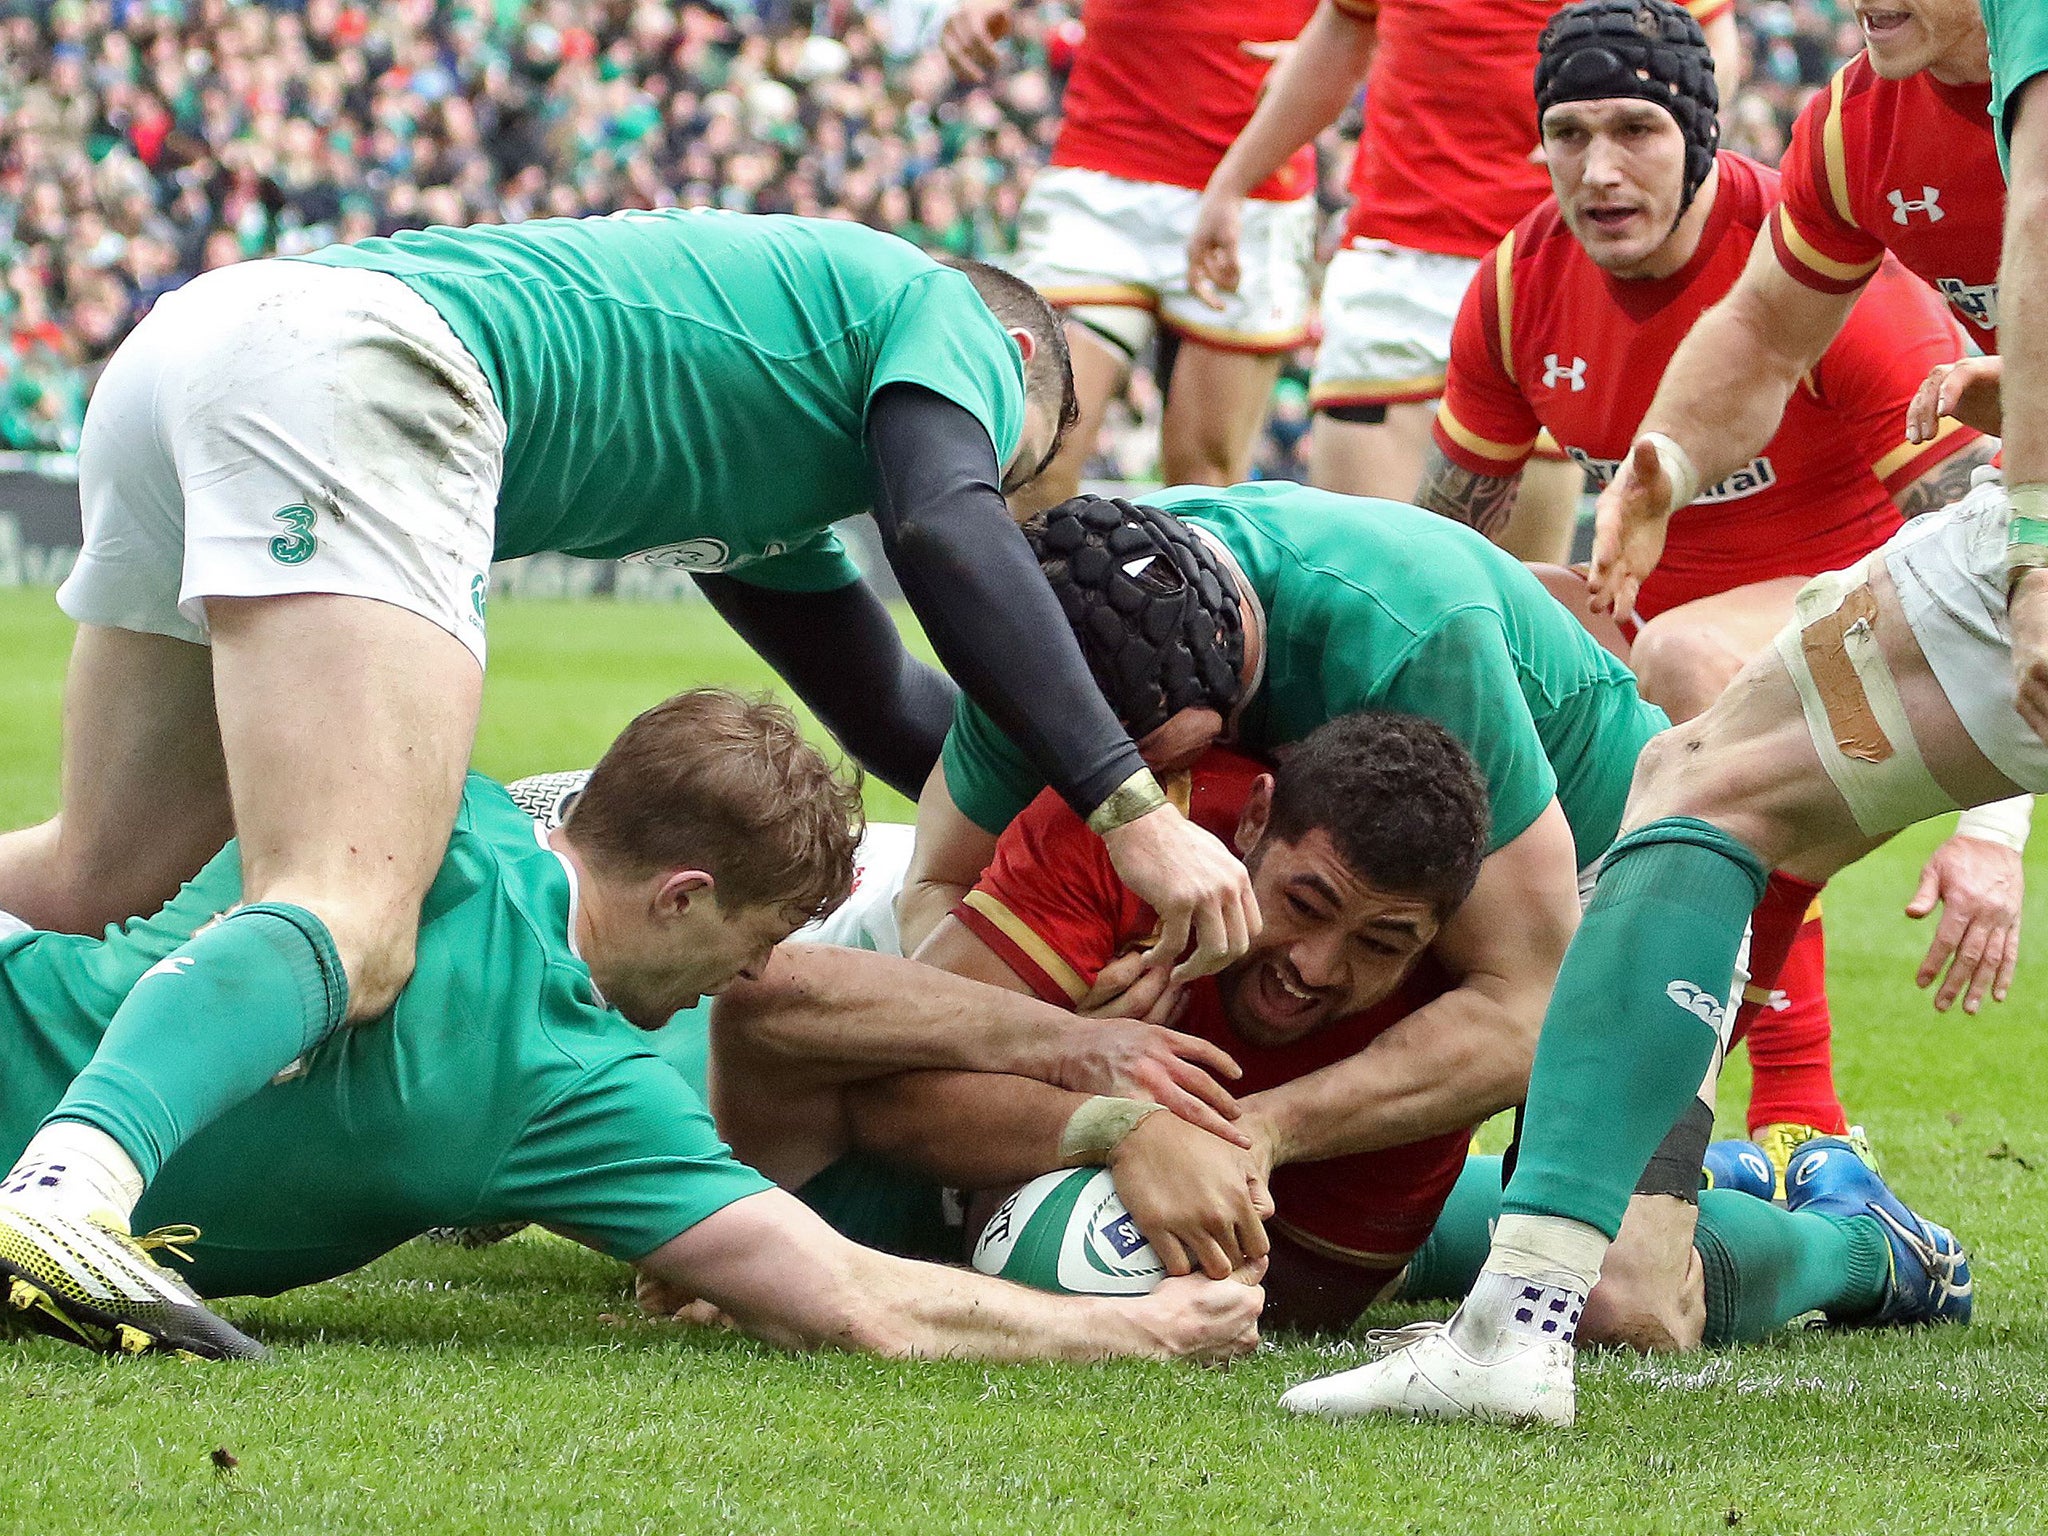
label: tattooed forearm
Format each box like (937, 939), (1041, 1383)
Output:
(1413, 442), (1525, 541)
(1895, 438), (1999, 521)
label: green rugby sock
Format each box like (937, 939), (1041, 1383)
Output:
(47, 903), (348, 1183)
(1502, 818), (1769, 1239)
(1695, 1190), (1890, 1345)
(1399, 1155), (1506, 1301)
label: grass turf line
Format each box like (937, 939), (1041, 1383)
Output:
(3, 589), (2048, 1534)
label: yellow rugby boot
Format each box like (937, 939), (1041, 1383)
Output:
(0, 1203), (264, 1360)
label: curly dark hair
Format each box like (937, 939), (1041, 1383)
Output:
(1264, 713), (1492, 917)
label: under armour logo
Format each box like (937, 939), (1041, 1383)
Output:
(1889, 186), (1944, 224)
(140, 955), (195, 983)
(1542, 354), (1587, 392)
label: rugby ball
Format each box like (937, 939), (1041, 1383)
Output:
(971, 1167), (1167, 1295)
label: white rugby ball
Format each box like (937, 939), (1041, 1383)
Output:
(970, 1167), (1167, 1295)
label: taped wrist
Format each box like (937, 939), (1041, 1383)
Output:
(1955, 794), (2034, 854)
(2007, 482), (2048, 588)
(1058, 1096), (1163, 1165)
(1635, 1098), (1715, 1204)
(1085, 768), (1168, 836)
(1639, 431), (1702, 511)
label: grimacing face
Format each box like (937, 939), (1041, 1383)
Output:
(1213, 806), (1442, 1050)
(1543, 97), (1692, 278)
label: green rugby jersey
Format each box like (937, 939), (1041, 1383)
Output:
(942, 482), (1670, 869)
(1987, 0), (2048, 171)
(300, 211), (1025, 588)
(0, 777), (769, 1298)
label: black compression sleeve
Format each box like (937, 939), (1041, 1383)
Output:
(864, 383), (1146, 817)
(693, 573), (958, 801)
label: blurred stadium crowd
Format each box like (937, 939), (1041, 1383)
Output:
(0, 0), (1865, 462)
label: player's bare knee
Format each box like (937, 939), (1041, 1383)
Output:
(1626, 717), (1737, 828)
(1630, 615), (1746, 724)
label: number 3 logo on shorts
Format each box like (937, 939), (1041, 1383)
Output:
(268, 503), (318, 566)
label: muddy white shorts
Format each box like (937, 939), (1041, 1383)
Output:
(58, 259), (507, 668)
(1884, 473), (2048, 796)
(1308, 239), (1478, 410)
(1010, 165), (1316, 356)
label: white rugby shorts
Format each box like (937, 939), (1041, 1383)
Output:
(1010, 165), (1316, 356)
(59, 259), (507, 668)
(1308, 239), (1479, 410)
(1884, 473), (2048, 795)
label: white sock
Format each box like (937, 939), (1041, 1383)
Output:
(1449, 1214), (1609, 1360)
(1, 1121), (144, 1227)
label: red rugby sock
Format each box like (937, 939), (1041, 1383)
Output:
(1743, 914), (1848, 1136)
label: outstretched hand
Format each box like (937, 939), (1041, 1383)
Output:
(1587, 436), (1679, 618)
(1906, 832), (2025, 1013)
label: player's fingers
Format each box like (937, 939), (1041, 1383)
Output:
(1161, 1027), (1245, 1081)
(1905, 862), (1943, 920)
(1165, 1057), (1244, 1121)
(1187, 1227), (1236, 1281)
(1140, 904), (1193, 976)
(1919, 904), (1969, 989)
(1165, 1080), (1252, 1147)
(1907, 367), (1947, 444)
(1152, 1229), (1194, 1278)
(1936, 925), (1991, 1012)
(1963, 932), (2002, 1014)
(1169, 899), (1233, 987)
(1995, 922), (2021, 1003)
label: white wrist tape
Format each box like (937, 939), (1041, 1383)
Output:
(1955, 794), (2034, 854)
(1638, 431), (1702, 512)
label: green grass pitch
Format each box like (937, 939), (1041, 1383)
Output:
(3, 588), (2048, 1534)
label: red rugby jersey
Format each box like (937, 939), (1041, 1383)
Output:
(1433, 151), (1980, 621)
(1771, 55), (2002, 350)
(1337, 0), (1730, 259)
(952, 746), (1470, 1264)
(1051, 0), (1318, 202)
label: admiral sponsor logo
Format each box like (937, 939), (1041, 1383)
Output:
(1566, 448), (1777, 503)
(1934, 277), (1999, 332)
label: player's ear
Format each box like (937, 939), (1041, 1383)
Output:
(1006, 325), (1037, 364)
(653, 868), (716, 919)
(1234, 775), (1275, 858)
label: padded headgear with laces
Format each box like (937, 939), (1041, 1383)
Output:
(1025, 496), (1245, 740)
(1536, 0), (1721, 218)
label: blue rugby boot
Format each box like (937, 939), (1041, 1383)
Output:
(1785, 1138), (1972, 1327)
(1700, 1139), (1775, 1200)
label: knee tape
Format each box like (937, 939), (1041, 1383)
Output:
(1774, 565), (1959, 837)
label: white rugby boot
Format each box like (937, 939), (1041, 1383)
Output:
(1278, 1318), (1577, 1426)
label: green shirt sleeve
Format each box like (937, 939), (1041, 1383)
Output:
(1989, 0), (2048, 168)
(492, 1055), (773, 1262)
(868, 270), (1025, 467)
(1370, 608), (1557, 852)
(938, 692), (1046, 834)
(729, 528), (864, 593)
